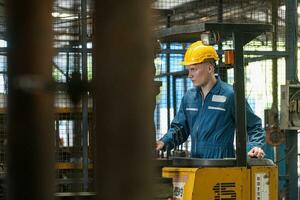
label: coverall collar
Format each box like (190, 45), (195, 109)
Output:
(196, 75), (221, 95)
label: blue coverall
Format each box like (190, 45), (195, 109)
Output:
(160, 77), (265, 158)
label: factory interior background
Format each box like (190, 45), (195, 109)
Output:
(0, 0), (300, 199)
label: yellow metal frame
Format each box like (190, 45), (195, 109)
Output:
(56, 162), (93, 170)
(163, 165), (278, 200)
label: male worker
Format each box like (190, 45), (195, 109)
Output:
(156, 41), (265, 159)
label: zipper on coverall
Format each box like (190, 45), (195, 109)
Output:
(194, 91), (208, 155)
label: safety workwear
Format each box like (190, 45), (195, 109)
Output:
(160, 77), (264, 158)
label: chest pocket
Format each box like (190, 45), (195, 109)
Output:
(208, 94), (227, 112)
(207, 105), (226, 112)
(203, 102), (227, 129)
(185, 104), (199, 127)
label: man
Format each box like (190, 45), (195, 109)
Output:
(156, 41), (265, 159)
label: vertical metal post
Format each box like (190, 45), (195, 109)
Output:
(172, 77), (177, 118)
(233, 33), (247, 166)
(272, 0), (279, 131)
(55, 120), (60, 151)
(94, 1), (153, 200)
(217, 0), (227, 82)
(81, 0), (89, 192)
(285, 0), (298, 82)
(271, 1), (280, 197)
(184, 77), (188, 151)
(285, 0), (298, 199)
(7, 0), (54, 200)
(66, 52), (70, 81)
(285, 130), (298, 200)
(166, 15), (171, 127)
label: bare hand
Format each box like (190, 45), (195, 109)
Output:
(156, 141), (165, 151)
(248, 147), (265, 159)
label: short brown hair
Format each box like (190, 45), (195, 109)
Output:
(203, 58), (216, 68)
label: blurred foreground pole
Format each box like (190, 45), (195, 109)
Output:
(7, 1), (54, 200)
(94, 1), (154, 200)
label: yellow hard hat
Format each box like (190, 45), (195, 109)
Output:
(181, 41), (219, 66)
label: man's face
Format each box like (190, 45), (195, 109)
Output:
(187, 62), (212, 87)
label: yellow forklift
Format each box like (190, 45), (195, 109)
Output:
(162, 157), (277, 199)
(155, 23), (278, 200)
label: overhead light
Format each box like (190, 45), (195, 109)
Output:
(59, 13), (78, 20)
(87, 42), (92, 48)
(59, 13), (71, 18)
(51, 12), (78, 20)
(200, 31), (219, 45)
(52, 12), (60, 17)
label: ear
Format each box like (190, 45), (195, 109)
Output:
(208, 63), (214, 73)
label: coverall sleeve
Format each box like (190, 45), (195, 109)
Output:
(160, 96), (190, 150)
(246, 101), (265, 149)
(231, 95), (265, 150)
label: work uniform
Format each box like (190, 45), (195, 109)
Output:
(160, 77), (265, 158)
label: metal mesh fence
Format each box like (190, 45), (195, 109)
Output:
(53, 0), (94, 194)
(153, 0), (281, 31)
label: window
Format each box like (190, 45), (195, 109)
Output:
(57, 120), (74, 147)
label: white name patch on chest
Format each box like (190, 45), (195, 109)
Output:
(212, 95), (227, 103)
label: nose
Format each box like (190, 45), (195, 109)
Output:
(188, 70), (192, 78)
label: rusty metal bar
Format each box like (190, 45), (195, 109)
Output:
(7, 1), (54, 200)
(94, 1), (154, 200)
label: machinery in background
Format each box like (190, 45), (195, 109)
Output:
(265, 109), (284, 146)
(280, 83), (300, 130)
